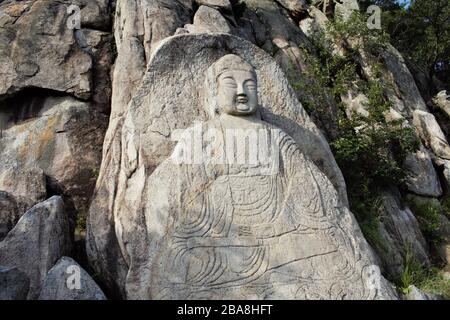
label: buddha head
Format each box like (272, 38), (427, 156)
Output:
(204, 54), (259, 118)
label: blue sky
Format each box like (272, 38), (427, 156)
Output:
(396, 0), (411, 7)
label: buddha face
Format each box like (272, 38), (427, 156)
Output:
(216, 70), (259, 116)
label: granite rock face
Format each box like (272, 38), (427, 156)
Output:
(404, 147), (442, 198)
(0, 266), (30, 300)
(404, 285), (443, 300)
(0, 0), (112, 235)
(0, 0), (448, 301)
(0, 0), (110, 100)
(0, 96), (107, 215)
(38, 256), (106, 300)
(0, 196), (72, 299)
(433, 91), (450, 118)
(0, 166), (46, 204)
(0, 191), (35, 241)
(185, 5), (233, 34)
(86, 37), (400, 299)
(111, 0), (193, 120)
(375, 190), (430, 279)
(413, 110), (450, 160)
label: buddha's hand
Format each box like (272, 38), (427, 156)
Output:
(252, 224), (276, 238)
(236, 224), (275, 238)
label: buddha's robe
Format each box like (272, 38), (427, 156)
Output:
(137, 118), (387, 299)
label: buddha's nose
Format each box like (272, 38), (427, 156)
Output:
(237, 83), (247, 101)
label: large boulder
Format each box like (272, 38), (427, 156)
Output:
(0, 166), (46, 203)
(433, 90), (450, 118)
(403, 147), (442, 198)
(111, 0), (193, 120)
(0, 266), (30, 300)
(38, 256), (106, 300)
(0, 191), (35, 241)
(381, 44), (428, 116)
(0, 96), (107, 214)
(413, 110), (450, 160)
(0, 0), (97, 100)
(87, 33), (378, 299)
(183, 5), (233, 34)
(0, 196), (72, 299)
(0, 167), (47, 240)
(276, 0), (307, 18)
(404, 285), (443, 300)
(195, 0), (232, 11)
(334, 0), (359, 21)
(0, 0), (113, 110)
(375, 190), (430, 279)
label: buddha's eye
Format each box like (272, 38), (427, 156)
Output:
(245, 81), (257, 91)
(221, 78), (237, 88)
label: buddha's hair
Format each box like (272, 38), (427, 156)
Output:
(203, 54), (257, 118)
(212, 54), (257, 80)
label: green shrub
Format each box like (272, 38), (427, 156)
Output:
(327, 10), (390, 54)
(442, 196), (450, 220)
(407, 197), (442, 244)
(76, 214), (87, 233)
(289, 9), (420, 248)
(397, 246), (427, 292)
(419, 271), (450, 300)
(357, 197), (387, 252)
(397, 247), (450, 299)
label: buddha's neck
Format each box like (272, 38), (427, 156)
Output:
(218, 112), (263, 129)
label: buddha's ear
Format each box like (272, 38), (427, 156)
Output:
(203, 64), (220, 119)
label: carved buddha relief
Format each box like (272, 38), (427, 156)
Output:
(139, 54), (390, 300)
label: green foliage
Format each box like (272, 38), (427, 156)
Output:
(290, 43), (357, 114)
(327, 10), (390, 54)
(92, 167), (100, 179)
(364, 0), (450, 91)
(357, 196), (388, 252)
(407, 197), (442, 244)
(419, 271), (450, 300)
(333, 122), (419, 188)
(76, 214), (87, 233)
(397, 246), (450, 299)
(441, 196), (450, 220)
(290, 8), (421, 248)
(398, 246), (427, 293)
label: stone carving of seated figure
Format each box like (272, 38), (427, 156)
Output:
(138, 54), (395, 300)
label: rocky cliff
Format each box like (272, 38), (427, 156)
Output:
(0, 0), (448, 300)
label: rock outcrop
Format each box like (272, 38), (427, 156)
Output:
(0, 0), (112, 234)
(86, 33), (399, 299)
(404, 147), (442, 198)
(376, 190), (430, 279)
(0, 266), (30, 300)
(0, 191), (34, 241)
(0, 196), (72, 299)
(0, 96), (106, 214)
(0, 0), (447, 300)
(434, 91), (450, 118)
(38, 256), (106, 300)
(404, 285), (443, 300)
